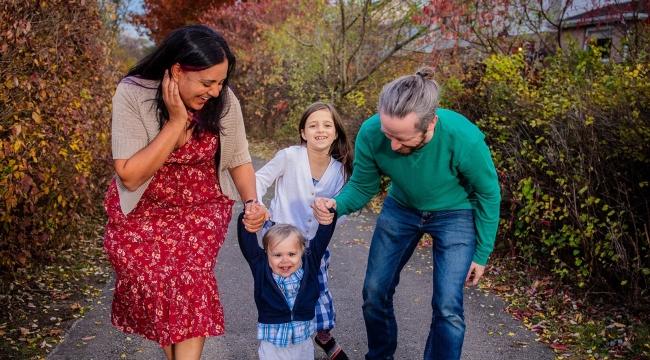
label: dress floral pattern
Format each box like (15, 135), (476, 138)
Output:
(103, 130), (234, 347)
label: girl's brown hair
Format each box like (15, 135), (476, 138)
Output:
(298, 102), (353, 181)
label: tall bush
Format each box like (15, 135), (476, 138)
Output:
(442, 47), (649, 306)
(0, 0), (118, 270)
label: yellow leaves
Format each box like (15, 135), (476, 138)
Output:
(31, 111), (42, 124)
(69, 139), (80, 152)
(79, 88), (92, 100)
(483, 52), (525, 83)
(624, 63), (646, 80)
(12, 139), (24, 153)
(13, 124), (22, 136)
(575, 312), (583, 323)
(4, 76), (18, 89)
(345, 90), (366, 108)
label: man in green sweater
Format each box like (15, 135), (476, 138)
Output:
(313, 68), (501, 360)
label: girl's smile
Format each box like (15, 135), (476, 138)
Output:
(301, 109), (337, 153)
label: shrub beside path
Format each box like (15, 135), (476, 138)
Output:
(49, 157), (553, 360)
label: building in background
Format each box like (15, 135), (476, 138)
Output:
(561, 0), (649, 61)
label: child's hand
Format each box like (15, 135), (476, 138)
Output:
(312, 197), (336, 225)
(243, 201), (269, 232)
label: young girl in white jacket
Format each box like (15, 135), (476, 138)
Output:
(255, 102), (353, 360)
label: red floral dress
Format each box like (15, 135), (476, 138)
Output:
(103, 130), (234, 347)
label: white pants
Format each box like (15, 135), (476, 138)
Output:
(258, 339), (314, 360)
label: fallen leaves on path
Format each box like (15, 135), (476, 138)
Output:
(481, 256), (650, 359)
(0, 223), (111, 359)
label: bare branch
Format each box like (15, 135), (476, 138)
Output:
(283, 29), (314, 47)
(342, 24), (432, 97)
(345, 0), (371, 80)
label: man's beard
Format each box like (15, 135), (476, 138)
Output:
(394, 132), (427, 156)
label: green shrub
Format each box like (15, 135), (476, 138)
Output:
(443, 46), (649, 306)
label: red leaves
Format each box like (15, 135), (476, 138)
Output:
(272, 100), (289, 113)
(420, 0), (520, 52)
(201, 0), (296, 54)
(135, 0), (236, 42)
(550, 342), (568, 351)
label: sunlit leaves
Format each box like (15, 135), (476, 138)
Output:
(0, 0), (118, 270)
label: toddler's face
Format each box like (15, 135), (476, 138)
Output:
(267, 234), (304, 277)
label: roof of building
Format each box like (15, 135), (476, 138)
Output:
(563, 0), (649, 28)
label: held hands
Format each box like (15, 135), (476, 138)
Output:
(162, 69), (188, 127)
(465, 262), (485, 287)
(311, 197), (336, 225)
(242, 201), (269, 233)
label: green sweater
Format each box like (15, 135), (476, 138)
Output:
(335, 110), (501, 265)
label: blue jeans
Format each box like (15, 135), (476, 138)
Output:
(363, 196), (476, 360)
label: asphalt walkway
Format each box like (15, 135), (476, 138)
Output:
(49, 158), (553, 360)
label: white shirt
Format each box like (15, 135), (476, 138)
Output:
(256, 145), (345, 239)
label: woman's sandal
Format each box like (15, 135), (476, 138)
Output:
(314, 336), (350, 360)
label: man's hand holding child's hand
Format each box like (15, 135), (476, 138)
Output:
(312, 197), (336, 225)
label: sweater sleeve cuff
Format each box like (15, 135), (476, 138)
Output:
(228, 150), (252, 169)
(472, 252), (490, 266)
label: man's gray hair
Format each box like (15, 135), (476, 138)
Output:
(378, 67), (440, 131)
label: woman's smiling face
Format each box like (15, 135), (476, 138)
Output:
(173, 60), (228, 111)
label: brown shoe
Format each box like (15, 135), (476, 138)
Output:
(314, 336), (349, 360)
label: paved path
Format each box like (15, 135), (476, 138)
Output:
(49, 158), (553, 360)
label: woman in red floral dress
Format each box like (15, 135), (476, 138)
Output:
(104, 25), (266, 359)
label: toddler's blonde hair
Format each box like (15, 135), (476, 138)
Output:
(262, 224), (306, 252)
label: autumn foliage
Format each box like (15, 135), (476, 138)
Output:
(0, 0), (119, 270)
(202, 0), (433, 140)
(134, 0), (235, 43)
(201, 0), (299, 138)
(437, 46), (650, 306)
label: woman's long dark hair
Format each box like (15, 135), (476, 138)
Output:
(298, 102), (353, 182)
(125, 25), (236, 136)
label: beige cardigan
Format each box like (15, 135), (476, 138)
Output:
(111, 77), (251, 215)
